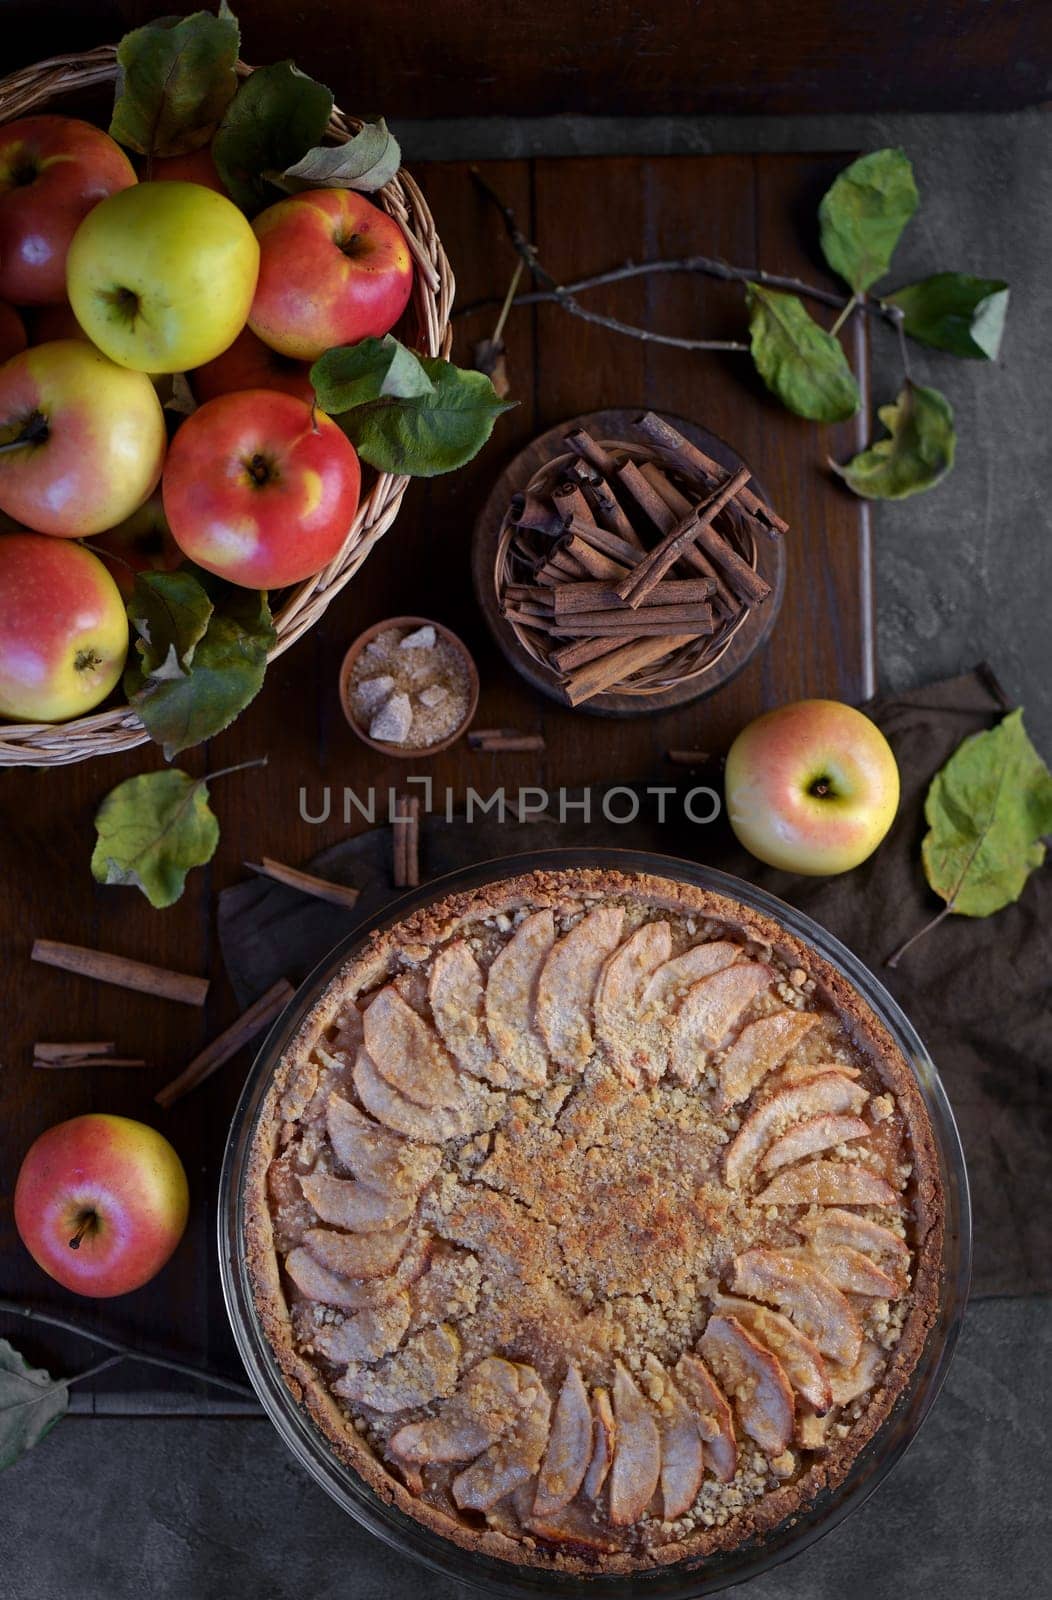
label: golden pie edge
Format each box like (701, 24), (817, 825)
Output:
(242, 867), (945, 1576)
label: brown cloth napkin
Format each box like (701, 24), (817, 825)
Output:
(217, 666), (1051, 1299)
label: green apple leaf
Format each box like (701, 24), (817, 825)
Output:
(92, 768), (220, 908)
(110, 6), (240, 158)
(885, 273), (1010, 360)
(818, 148), (919, 294)
(890, 710), (1052, 964)
(277, 118), (402, 194)
(126, 588), (275, 759)
(0, 1339), (69, 1472)
(832, 381), (955, 500)
(127, 569), (214, 682)
(213, 60), (333, 214)
(333, 355), (515, 476)
(311, 336), (434, 413)
(746, 285), (860, 422)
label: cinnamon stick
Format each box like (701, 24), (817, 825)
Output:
(565, 634), (695, 706)
(692, 517), (772, 608)
(552, 578), (714, 615)
(617, 465), (751, 607)
(639, 460), (693, 518)
(154, 979), (295, 1110)
(563, 427), (623, 480)
(511, 488), (565, 536)
(639, 460), (738, 614)
(635, 412), (789, 536)
(551, 605), (714, 637)
(470, 734), (546, 753)
(33, 1042), (147, 1070)
(565, 455), (642, 547)
(616, 459), (678, 535)
(551, 482), (594, 529)
(392, 792), (420, 888)
(562, 536), (628, 582)
(566, 518), (643, 570)
(31, 939), (209, 1007)
(245, 858), (360, 911)
(666, 749), (713, 766)
(550, 635), (627, 672)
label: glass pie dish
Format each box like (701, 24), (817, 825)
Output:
(219, 848), (971, 1597)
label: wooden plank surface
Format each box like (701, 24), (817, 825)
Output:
(9, 0), (1050, 115)
(0, 152), (872, 1404)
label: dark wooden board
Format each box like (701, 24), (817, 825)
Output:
(8, 1), (1051, 115)
(0, 152), (872, 1408)
(471, 408), (786, 714)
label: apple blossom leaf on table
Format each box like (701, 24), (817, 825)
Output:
(746, 285), (860, 422)
(333, 356), (515, 477)
(311, 336), (434, 413)
(0, 1339), (69, 1471)
(832, 381), (955, 500)
(127, 570), (215, 682)
(109, 6), (240, 159)
(884, 274), (1010, 360)
(91, 769), (220, 908)
(213, 60), (334, 214)
(126, 589), (275, 759)
(818, 148), (919, 294)
(889, 709), (1052, 965)
(277, 118), (402, 194)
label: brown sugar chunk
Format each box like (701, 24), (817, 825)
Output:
(700, 1314), (794, 1457)
(731, 1247), (862, 1366)
(390, 1356), (534, 1465)
(760, 1113), (871, 1174)
(326, 1093), (441, 1196)
(310, 1291), (412, 1364)
(672, 1353), (738, 1483)
(428, 941), (506, 1085)
(533, 1363), (593, 1516)
(716, 1010), (820, 1108)
(353, 1049), (490, 1141)
(669, 963), (771, 1083)
(303, 1223), (413, 1281)
(334, 1322), (461, 1413)
(723, 1073), (869, 1189)
(609, 1363), (661, 1526)
(452, 1380), (553, 1511)
(581, 1386), (616, 1500)
(755, 1160), (898, 1209)
(484, 910), (556, 1087)
(593, 920), (673, 1082)
(299, 1170), (417, 1232)
(363, 986), (468, 1109)
(536, 907), (626, 1070)
(714, 1295), (831, 1413)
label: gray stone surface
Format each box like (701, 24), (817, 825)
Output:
(2, 1296), (1047, 1599)
(2, 112), (1049, 1599)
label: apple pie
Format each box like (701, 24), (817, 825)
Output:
(245, 868), (943, 1574)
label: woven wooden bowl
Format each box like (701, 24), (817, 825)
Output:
(0, 47), (454, 767)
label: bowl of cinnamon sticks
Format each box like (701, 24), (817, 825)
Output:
(474, 410), (788, 714)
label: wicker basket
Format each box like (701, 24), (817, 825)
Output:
(0, 46), (454, 767)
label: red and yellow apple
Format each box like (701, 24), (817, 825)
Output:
(91, 491), (183, 597)
(150, 145), (227, 194)
(249, 188), (413, 361)
(725, 699), (900, 875)
(0, 533), (128, 720)
(190, 325), (314, 406)
(66, 180), (259, 373)
(0, 300), (27, 363)
(163, 389), (361, 589)
(0, 340), (166, 537)
(0, 115), (137, 305)
(14, 1114), (189, 1298)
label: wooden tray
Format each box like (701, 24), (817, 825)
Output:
(472, 408), (786, 715)
(0, 152), (873, 1412)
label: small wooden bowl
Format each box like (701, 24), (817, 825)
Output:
(339, 616), (480, 758)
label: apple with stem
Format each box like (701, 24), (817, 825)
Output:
(249, 188), (413, 361)
(66, 181), (259, 373)
(0, 115), (137, 305)
(725, 699), (900, 875)
(14, 1114), (189, 1298)
(0, 340), (166, 537)
(190, 325), (314, 406)
(163, 388), (361, 589)
(0, 533), (129, 721)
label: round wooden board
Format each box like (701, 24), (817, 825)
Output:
(472, 409), (785, 717)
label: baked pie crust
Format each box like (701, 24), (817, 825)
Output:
(245, 869), (943, 1574)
